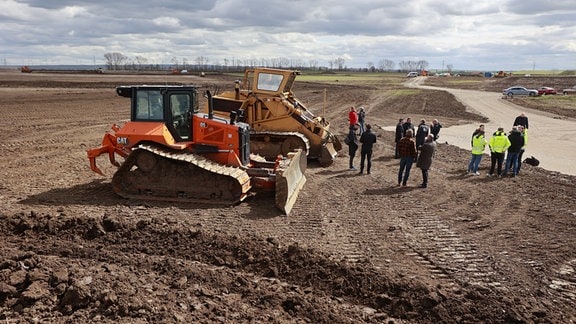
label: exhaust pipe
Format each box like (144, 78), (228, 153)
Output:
(205, 90), (214, 120)
(234, 80), (240, 100)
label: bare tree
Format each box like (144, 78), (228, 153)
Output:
(417, 60), (429, 71)
(366, 62), (375, 72)
(378, 59), (395, 71)
(171, 57), (179, 70)
(334, 57), (346, 70)
(446, 64), (454, 73)
(135, 56), (148, 71)
(104, 52), (127, 70)
(195, 56), (209, 68)
(398, 60), (429, 72)
(308, 59), (318, 70)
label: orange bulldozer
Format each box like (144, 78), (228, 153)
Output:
(87, 85), (306, 215)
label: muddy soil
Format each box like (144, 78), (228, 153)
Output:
(0, 70), (575, 323)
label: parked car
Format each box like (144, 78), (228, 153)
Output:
(502, 86), (539, 98)
(537, 87), (557, 95)
(563, 85), (576, 95)
(406, 71), (419, 77)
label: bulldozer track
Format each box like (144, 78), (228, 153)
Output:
(112, 143), (251, 205)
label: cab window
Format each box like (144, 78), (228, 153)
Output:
(135, 90), (163, 120)
(257, 73), (283, 91)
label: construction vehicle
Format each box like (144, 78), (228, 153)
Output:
(495, 71), (508, 78)
(87, 85), (307, 215)
(204, 68), (342, 166)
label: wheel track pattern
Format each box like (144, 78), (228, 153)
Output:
(549, 259), (576, 301)
(396, 209), (501, 287)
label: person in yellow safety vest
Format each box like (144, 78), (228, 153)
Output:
(488, 127), (511, 177)
(516, 125), (528, 174)
(467, 130), (488, 175)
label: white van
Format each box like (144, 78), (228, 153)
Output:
(406, 71), (419, 77)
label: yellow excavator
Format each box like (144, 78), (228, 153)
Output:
(205, 68), (341, 166)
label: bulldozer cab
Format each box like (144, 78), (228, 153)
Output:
(117, 85), (199, 142)
(245, 68), (298, 95)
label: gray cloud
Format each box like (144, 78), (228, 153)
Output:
(1, 0), (574, 70)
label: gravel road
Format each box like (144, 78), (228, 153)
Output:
(403, 77), (576, 176)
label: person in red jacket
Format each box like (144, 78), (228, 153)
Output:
(348, 106), (358, 127)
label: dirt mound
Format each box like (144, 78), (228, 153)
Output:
(0, 212), (536, 323)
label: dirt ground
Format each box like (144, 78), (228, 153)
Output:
(0, 70), (575, 323)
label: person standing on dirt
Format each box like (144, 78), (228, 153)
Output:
(358, 124), (377, 175)
(516, 125), (528, 174)
(416, 134), (436, 188)
(467, 129), (488, 175)
(397, 129), (418, 186)
(346, 125), (359, 171)
(395, 118), (404, 159)
(349, 107), (358, 128)
(357, 107), (366, 135)
(472, 124), (485, 140)
(488, 127), (511, 177)
(430, 119), (442, 141)
(513, 113), (529, 129)
(502, 126), (525, 177)
(402, 117), (415, 137)
(415, 119), (430, 150)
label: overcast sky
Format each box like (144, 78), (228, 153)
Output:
(1, 0), (575, 71)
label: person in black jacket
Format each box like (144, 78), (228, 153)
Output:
(402, 117), (415, 136)
(346, 125), (359, 171)
(502, 126), (525, 177)
(416, 135), (437, 188)
(430, 119), (442, 141)
(415, 119), (430, 150)
(513, 113), (529, 129)
(358, 124), (377, 174)
(357, 107), (366, 135)
(395, 118), (404, 159)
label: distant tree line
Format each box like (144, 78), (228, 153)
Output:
(104, 52), (430, 73)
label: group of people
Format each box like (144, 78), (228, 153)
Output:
(346, 106), (376, 174)
(346, 109), (443, 188)
(395, 117), (442, 158)
(344, 108), (530, 187)
(395, 117), (441, 188)
(468, 113), (529, 177)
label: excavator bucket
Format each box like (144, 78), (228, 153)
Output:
(274, 149), (307, 215)
(331, 133), (343, 152)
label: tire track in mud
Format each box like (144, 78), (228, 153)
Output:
(550, 259), (576, 301)
(396, 208), (501, 287)
(381, 176), (503, 290)
(307, 159), (506, 292)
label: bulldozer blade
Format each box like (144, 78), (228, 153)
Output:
(274, 149), (307, 215)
